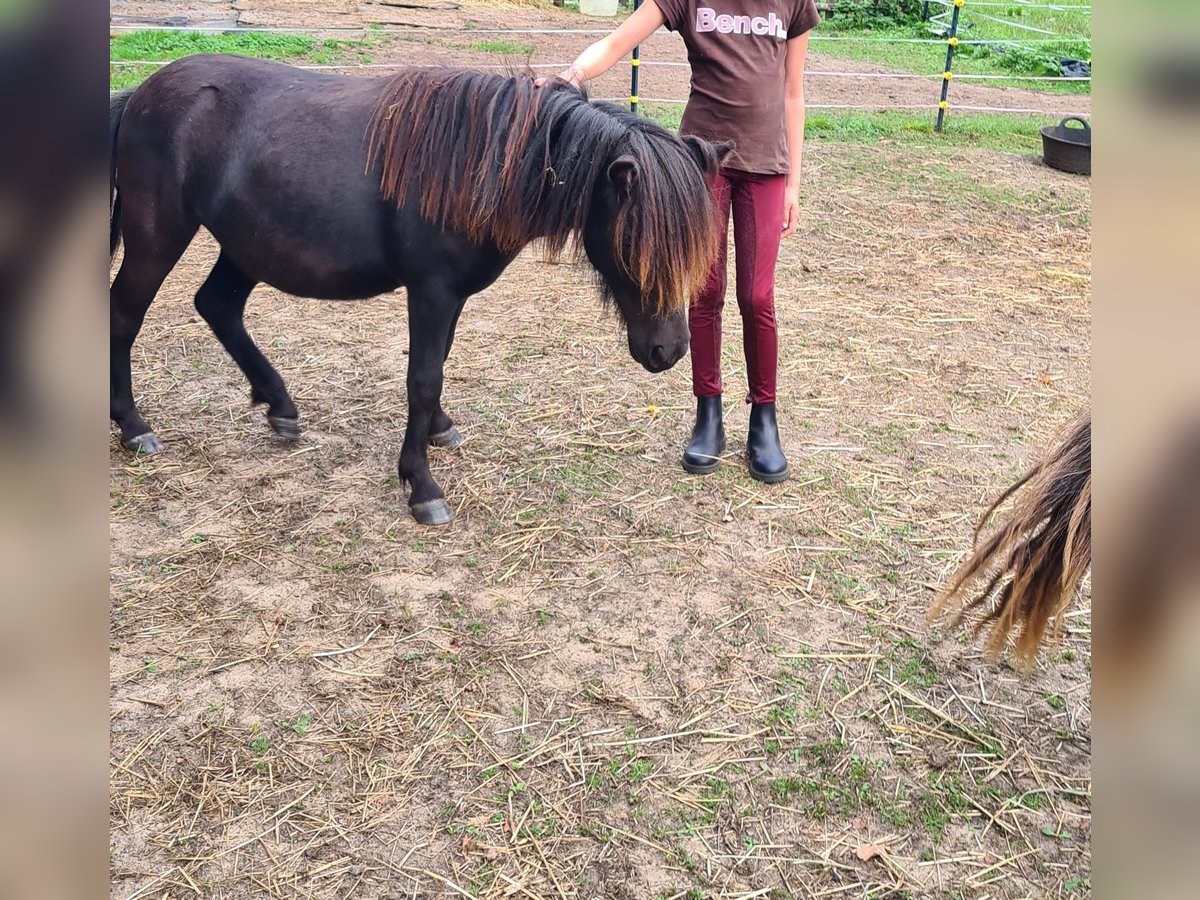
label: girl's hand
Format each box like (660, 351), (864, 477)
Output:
(534, 3), (665, 89)
(534, 64), (586, 89)
(782, 189), (801, 238)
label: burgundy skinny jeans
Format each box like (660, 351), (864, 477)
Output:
(689, 168), (786, 405)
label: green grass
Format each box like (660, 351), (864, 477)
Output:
(111, 29), (320, 62)
(470, 40), (535, 55)
(110, 30), (375, 90)
(816, 8), (1091, 95)
(283, 714), (312, 737)
(644, 103), (1049, 153)
(917, 160), (1091, 227)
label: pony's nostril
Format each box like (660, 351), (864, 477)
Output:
(650, 345), (669, 368)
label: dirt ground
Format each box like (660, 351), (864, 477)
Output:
(111, 0), (1092, 118)
(110, 3), (1091, 898)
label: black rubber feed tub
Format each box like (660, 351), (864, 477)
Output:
(1041, 116), (1091, 176)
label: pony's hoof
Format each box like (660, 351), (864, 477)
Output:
(268, 416), (301, 441)
(122, 432), (164, 455)
(429, 426), (465, 450)
(411, 498), (454, 526)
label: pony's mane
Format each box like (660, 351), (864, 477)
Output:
(366, 69), (718, 314)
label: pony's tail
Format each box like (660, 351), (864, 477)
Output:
(930, 416), (1091, 671)
(110, 89), (135, 260)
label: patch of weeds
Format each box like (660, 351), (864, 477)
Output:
(628, 760), (654, 783)
(284, 714), (312, 737)
(248, 725), (269, 768)
(806, 739), (849, 767)
(1041, 825), (1073, 840)
(771, 776), (804, 804)
(784, 745), (886, 820)
(880, 801), (911, 828)
(1016, 791), (1044, 811)
(762, 700), (799, 730)
(697, 776), (731, 824)
(493, 781), (526, 804)
(865, 420), (909, 455)
(916, 772), (972, 842)
(888, 637), (941, 689)
(919, 798), (951, 841)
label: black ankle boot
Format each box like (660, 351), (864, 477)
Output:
(681, 395), (726, 475)
(747, 402), (789, 483)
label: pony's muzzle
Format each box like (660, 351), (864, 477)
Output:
(627, 310), (689, 373)
(647, 342), (685, 373)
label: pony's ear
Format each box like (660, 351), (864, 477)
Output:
(711, 140), (736, 170)
(608, 156), (639, 192)
(683, 136), (735, 176)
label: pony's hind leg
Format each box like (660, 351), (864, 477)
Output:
(428, 298), (469, 451)
(193, 253), (300, 441)
(111, 232), (195, 453)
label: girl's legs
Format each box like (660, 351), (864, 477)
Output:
(730, 171), (786, 405)
(730, 171), (790, 482)
(688, 172), (733, 399)
(681, 172), (733, 474)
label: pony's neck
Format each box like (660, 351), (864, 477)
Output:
(367, 73), (625, 258)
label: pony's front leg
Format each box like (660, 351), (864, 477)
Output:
(399, 285), (459, 525)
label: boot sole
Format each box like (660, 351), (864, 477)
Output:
(680, 440), (726, 475)
(749, 463), (790, 484)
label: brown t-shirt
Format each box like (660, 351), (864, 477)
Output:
(652, 0), (819, 174)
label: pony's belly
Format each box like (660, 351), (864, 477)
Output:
(210, 232), (400, 300)
(259, 266), (399, 301)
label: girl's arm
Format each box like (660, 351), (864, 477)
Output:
(553, 1), (666, 86)
(782, 31), (811, 238)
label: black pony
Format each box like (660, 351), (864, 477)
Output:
(110, 55), (731, 524)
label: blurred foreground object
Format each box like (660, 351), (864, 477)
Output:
(0, 0), (102, 427)
(0, 3), (108, 900)
(1103, 418), (1200, 687)
(931, 417), (1091, 671)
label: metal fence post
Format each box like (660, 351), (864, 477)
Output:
(935, 0), (964, 133)
(630, 0), (642, 113)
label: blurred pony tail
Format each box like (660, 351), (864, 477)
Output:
(930, 417), (1091, 671)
